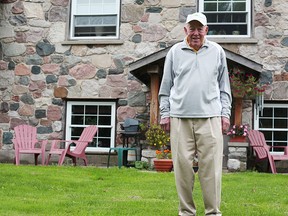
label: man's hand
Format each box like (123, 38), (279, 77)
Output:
(160, 117), (170, 132)
(222, 117), (230, 135)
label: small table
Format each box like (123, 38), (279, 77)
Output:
(120, 131), (142, 160)
(107, 147), (137, 168)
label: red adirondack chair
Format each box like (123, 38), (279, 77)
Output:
(247, 130), (288, 174)
(13, 125), (47, 165)
(46, 125), (98, 166)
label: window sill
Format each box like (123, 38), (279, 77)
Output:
(209, 38), (258, 44)
(61, 39), (124, 45)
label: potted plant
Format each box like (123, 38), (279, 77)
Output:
(145, 124), (172, 172)
(227, 124), (249, 142)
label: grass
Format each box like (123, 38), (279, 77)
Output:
(0, 164), (287, 216)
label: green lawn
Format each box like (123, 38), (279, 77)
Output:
(0, 164), (287, 216)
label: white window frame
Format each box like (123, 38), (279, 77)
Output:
(66, 101), (116, 153)
(70, 0), (120, 40)
(254, 103), (288, 155)
(199, 0), (251, 38)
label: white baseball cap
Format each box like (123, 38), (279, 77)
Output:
(186, 12), (207, 26)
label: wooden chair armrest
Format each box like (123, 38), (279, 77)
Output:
(39, 140), (48, 149)
(270, 146), (287, 150)
(50, 140), (74, 150)
(270, 146), (288, 155)
(50, 140), (91, 150)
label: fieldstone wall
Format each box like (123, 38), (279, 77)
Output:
(227, 142), (249, 172)
(0, 0), (288, 166)
(0, 0), (196, 152)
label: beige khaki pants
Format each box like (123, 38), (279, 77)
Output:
(170, 117), (223, 216)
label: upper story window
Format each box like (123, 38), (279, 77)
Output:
(70, 0), (120, 40)
(199, 0), (251, 38)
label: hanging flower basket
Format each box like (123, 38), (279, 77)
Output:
(229, 68), (269, 99)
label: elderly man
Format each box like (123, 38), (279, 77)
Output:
(159, 12), (232, 216)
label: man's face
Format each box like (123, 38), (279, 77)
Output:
(184, 20), (208, 50)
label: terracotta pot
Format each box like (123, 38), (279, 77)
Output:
(230, 135), (247, 142)
(154, 159), (173, 172)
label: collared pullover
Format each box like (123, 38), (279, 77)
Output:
(159, 38), (232, 119)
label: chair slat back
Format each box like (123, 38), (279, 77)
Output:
(247, 130), (269, 159)
(74, 125), (98, 154)
(247, 130), (265, 147)
(14, 125), (37, 150)
(253, 147), (268, 159)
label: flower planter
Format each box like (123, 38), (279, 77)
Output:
(230, 135), (247, 142)
(154, 159), (173, 172)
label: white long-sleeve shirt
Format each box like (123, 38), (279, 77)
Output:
(159, 38), (232, 119)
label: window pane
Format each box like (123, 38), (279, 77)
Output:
(91, 0), (102, 3)
(77, 5), (90, 14)
(259, 119), (272, 128)
(75, 17), (89, 26)
(206, 13), (217, 22)
(90, 17), (103, 25)
(219, 3), (232, 11)
(90, 5), (103, 14)
(72, 116), (84, 125)
(88, 138), (98, 147)
(103, 4), (117, 13)
(85, 116), (97, 125)
(274, 119), (287, 129)
(99, 106), (111, 114)
(103, 16), (117, 25)
(71, 127), (84, 137)
(204, 3), (217, 11)
(233, 2), (246, 11)
(274, 131), (287, 141)
(75, 26), (116, 37)
(274, 108), (287, 117)
(232, 13), (246, 22)
(98, 116), (111, 125)
(206, 24), (247, 35)
(262, 108), (273, 117)
(98, 128), (111, 137)
(218, 13), (232, 22)
(98, 138), (111, 147)
(72, 105), (84, 114)
(262, 131), (272, 140)
(86, 106), (97, 114)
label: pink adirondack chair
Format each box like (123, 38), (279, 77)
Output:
(13, 125), (47, 165)
(46, 125), (98, 166)
(247, 130), (288, 174)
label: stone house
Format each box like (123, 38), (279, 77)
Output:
(0, 0), (287, 169)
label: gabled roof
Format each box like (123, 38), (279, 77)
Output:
(129, 45), (262, 86)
